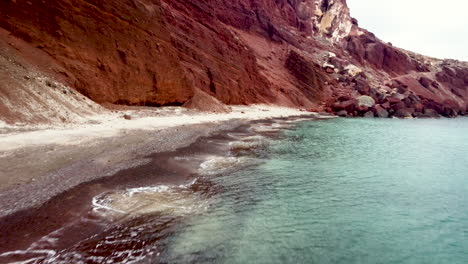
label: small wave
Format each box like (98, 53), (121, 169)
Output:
(282, 118), (313, 123)
(227, 132), (261, 140)
(199, 156), (242, 175)
(239, 135), (266, 141)
(229, 140), (267, 153)
(252, 122), (293, 132)
(92, 180), (204, 218)
(251, 125), (279, 132)
(173, 156), (192, 161)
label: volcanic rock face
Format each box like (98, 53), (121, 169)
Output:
(0, 28), (105, 125)
(343, 33), (430, 76)
(0, 0), (192, 106)
(0, 0), (467, 123)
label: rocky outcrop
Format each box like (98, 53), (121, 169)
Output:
(343, 32), (429, 76)
(0, 0), (467, 124)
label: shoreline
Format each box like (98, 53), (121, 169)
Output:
(0, 111), (321, 259)
(1, 116), (467, 262)
(0, 105), (322, 218)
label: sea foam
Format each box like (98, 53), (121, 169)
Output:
(92, 180), (204, 218)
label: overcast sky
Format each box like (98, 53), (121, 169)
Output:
(347, 0), (468, 61)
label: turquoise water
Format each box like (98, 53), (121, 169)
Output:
(165, 118), (468, 263)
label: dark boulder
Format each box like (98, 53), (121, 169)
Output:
(332, 99), (357, 112)
(422, 100), (444, 115)
(337, 110), (348, 117)
(393, 108), (414, 118)
(337, 95), (352, 102)
(392, 102), (407, 111)
(363, 111), (375, 118)
(436, 66), (468, 90)
(381, 102), (391, 109)
(353, 78), (371, 95)
(419, 77), (433, 89)
(386, 97), (402, 104)
(329, 57), (347, 70)
(369, 88), (383, 101)
(391, 79), (408, 89)
(403, 97), (413, 107)
(391, 93), (406, 101)
(413, 102), (424, 113)
(421, 108), (441, 118)
(408, 93), (421, 103)
(442, 107), (458, 118)
(374, 105), (389, 118)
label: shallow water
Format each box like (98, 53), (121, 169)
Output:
(1, 117), (467, 263)
(163, 118), (468, 263)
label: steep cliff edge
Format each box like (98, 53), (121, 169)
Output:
(0, 0), (466, 124)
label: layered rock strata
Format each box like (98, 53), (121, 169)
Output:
(0, 0), (466, 124)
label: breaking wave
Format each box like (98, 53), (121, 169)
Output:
(92, 179), (205, 218)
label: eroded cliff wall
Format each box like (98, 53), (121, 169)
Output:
(0, 0), (192, 106)
(0, 0), (467, 124)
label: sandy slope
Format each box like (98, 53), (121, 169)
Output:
(0, 105), (314, 153)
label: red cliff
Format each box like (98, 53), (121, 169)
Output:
(0, 0), (467, 123)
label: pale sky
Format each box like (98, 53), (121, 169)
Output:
(347, 0), (468, 61)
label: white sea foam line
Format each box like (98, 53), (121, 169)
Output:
(0, 209), (118, 264)
(180, 178), (198, 188)
(251, 125), (281, 132)
(228, 140), (263, 148)
(199, 156), (240, 169)
(0, 249), (57, 260)
(226, 133), (266, 142)
(0, 105), (313, 152)
(5, 256), (50, 264)
(240, 135), (265, 141)
(126, 185), (171, 197)
(92, 196), (127, 214)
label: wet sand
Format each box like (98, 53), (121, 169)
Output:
(0, 122), (243, 217)
(0, 117), (303, 261)
(0, 106), (320, 217)
(0, 121), (254, 256)
(0, 108), (329, 262)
